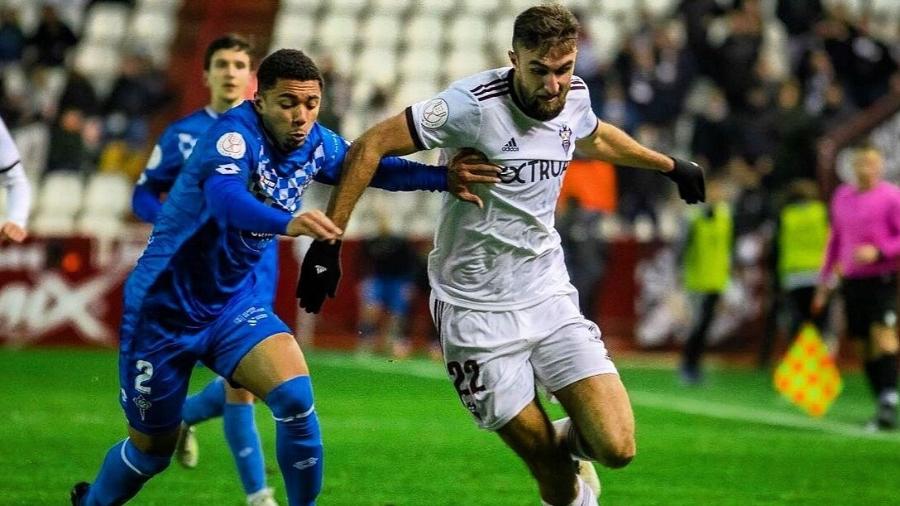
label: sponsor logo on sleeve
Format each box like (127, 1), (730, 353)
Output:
(215, 163), (241, 175)
(146, 144), (162, 169)
(216, 131), (247, 159)
(421, 98), (449, 129)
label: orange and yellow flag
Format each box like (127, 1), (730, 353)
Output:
(773, 324), (843, 417)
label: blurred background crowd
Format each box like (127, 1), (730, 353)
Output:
(1, 0), (900, 363)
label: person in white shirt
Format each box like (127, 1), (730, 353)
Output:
(0, 117), (30, 243)
(298, 4), (705, 506)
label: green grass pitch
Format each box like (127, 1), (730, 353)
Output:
(2, 348), (899, 505)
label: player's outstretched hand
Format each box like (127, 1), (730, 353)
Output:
(663, 157), (706, 204)
(297, 240), (342, 314)
(286, 210), (342, 240)
(0, 221), (27, 244)
(449, 148), (501, 209)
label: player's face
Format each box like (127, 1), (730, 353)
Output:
(509, 43), (576, 120)
(204, 48), (252, 108)
(254, 79), (321, 152)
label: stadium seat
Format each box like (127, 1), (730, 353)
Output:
(391, 79), (440, 110)
(369, 0), (412, 15)
(446, 15), (487, 50)
(490, 14), (516, 53)
(327, 0), (369, 15)
(403, 14), (445, 50)
(445, 48), (489, 81)
(271, 12), (317, 51)
(38, 172), (83, 216)
(409, 0), (458, 16)
(31, 213), (77, 237)
(359, 14), (402, 49)
(130, 10), (176, 50)
(83, 4), (131, 44)
(586, 16), (624, 66)
(353, 47), (398, 87)
(460, 0), (501, 16)
(316, 14), (359, 52)
(76, 213), (125, 240)
(73, 44), (121, 95)
(135, 0), (184, 13)
(82, 173), (132, 217)
(398, 48), (443, 82)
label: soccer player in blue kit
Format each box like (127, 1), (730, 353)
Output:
(132, 33), (281, 506)
(71, 48), (500, 506)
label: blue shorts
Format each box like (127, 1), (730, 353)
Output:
(359, 276), (414, 316)
(118, 292), (289, 434)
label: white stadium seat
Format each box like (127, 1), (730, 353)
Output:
(271, 12), (317, 51)
(446, 15), (487, 50)
(327, 0), (369, 15)
(353, 47), (398, 86)
(83, 4), (131, 43)
(403, 14), (444, 50)
(409, 0), (458, 16)
(316, 14), (359, 52)
(460, 0), (501, 16)
(38, 172), (83, 216)
(130, 10), (176, 49)
(398, 47), (443, 82)
(82, 173), (132, 217)
(445, 48), (488, 81)
(370, 0), (412, 15)
(359, 14), (402, 49)
(391, 78), (441, 110)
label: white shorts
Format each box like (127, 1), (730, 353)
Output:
(430, 291), (618, 431)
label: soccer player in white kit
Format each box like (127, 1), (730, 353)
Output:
(298, 4), (705, 505)
(0, 117), (31, 243)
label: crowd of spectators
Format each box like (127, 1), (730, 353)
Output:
(1, 0), (898, 236)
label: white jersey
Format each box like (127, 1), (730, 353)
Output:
(0, 118), (30, 227)
(407, 67), (598, 310)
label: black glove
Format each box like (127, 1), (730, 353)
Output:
(663, 157), (706, 204)
(297, 240), (342, 314)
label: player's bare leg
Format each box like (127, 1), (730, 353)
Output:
(553, 373), (636, 469)
(497, 401), (589, 506)
(233, 333), (321, 506)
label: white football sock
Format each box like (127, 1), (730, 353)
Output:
(552, 417), (593, 461)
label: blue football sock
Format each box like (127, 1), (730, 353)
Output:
(182, 377), (225, 425)
(83, 439), (170, 505)
(224, 403), (267, 495)
(266, 376), (323, 506)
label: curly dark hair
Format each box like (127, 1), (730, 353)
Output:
(512, 3), (579, 55)
(203, 33), (253, 70)
(256, 48), (323, 93)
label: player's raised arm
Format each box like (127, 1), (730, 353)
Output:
(575, 120), (706, 204)
(325, 112), (420, 230)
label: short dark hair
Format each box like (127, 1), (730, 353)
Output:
(256, 49), (323, 93)
(203, 33), (253, 71)
(512, 3), (579, 55)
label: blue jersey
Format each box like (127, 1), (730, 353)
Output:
(133, 107), (220, 222)
(125, 101), (446, 325)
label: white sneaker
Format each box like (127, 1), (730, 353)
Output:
(174, 424), (198, 469)
(576, 460), (601, 498)
(247, 487), (279, 506)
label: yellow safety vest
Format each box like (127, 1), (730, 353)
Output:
(778, 201), (828, 283)
(683, 203), (732, 293)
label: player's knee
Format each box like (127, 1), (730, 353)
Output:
(225, 384), (256, 404)
(600, 435), (636, 469)
(122, 438), (172, 477)
(266, 375), (320, 440)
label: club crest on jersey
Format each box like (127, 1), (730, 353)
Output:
(216, 131), (246, 159)
(559, 124), (572, 154)
(421, 98), (449, 129)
